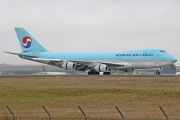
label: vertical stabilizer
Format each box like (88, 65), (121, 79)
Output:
(15, 27), (47, 52)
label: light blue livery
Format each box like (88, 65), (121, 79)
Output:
(5, 28), (177, 75)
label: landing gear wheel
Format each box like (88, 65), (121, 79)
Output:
(88, 71), (99, 75)
(156, 70), (160, 75)
(103, 72), (111, 75)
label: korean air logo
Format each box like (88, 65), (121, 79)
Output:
(22, 36), (32, 48)
(116, 54), (122, 56)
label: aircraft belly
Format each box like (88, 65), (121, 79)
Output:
(110, 61), (173, 69)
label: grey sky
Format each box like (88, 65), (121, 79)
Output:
(0, 0), (180, 65)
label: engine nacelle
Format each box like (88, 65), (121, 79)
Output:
(62, 62), (76, 70)
(94, 64), (109, 72)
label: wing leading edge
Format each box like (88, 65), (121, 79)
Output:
(32, 58), (126, 71)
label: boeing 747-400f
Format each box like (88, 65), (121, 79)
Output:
(5, 28), (177, 75)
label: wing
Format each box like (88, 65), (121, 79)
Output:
(4, 51), (129, 72)
(32, 58), (92, 71)
(32, 58), (127, 71)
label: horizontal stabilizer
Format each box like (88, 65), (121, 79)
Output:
(4, 51), (38, 58)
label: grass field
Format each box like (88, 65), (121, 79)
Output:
(0, 75), (180, 119)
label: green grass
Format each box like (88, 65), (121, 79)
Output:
(0, 75), (180, 118)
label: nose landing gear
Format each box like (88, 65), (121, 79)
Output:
(156, 69), (161, 75)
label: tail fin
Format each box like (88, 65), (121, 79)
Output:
(15, 27), (47, 52)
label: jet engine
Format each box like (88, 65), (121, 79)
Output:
(94, 64), (109, 72)
(62, 62), (76, 70)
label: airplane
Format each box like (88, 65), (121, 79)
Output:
(4, 27), (177, 75)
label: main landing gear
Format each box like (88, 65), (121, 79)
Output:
(103, 72), (111, 75)
(88, 70), (99, 75)
(87, 70), (111, 75)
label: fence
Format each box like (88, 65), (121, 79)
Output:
(0, 105), (179, 120)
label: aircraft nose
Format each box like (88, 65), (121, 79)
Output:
(171, 56), (177, 63)
(174, 58), (177, 62)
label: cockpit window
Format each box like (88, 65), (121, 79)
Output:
(160, 50), (166, 52)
